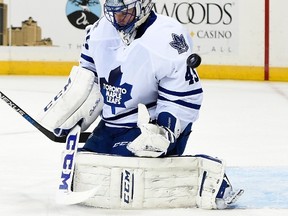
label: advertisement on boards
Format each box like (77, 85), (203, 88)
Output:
(1, 0), (238, 55)
(153, 0), (239, 55)
(1, 0), (102, 48)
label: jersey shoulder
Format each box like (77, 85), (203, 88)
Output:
(140, 13), (193, 58)
(87, 17), (119, 42)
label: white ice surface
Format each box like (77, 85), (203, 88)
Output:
(0, 76), (288, 215)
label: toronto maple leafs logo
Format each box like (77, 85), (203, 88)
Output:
(100, 66), (132, 114)
(169, 33), (189, 54)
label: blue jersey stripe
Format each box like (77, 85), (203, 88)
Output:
(103, 121), (137, 127)
(80, 53), (94, 64)
(158, 95), (201, 110)
(158, 86), (203, 97)
(102, 101), (157, 121)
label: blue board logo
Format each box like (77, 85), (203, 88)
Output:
(66, 0), (102, 29)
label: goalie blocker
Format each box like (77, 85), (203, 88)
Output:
(72, 152), (243, 209)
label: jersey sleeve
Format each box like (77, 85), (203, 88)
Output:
(156, 56), (203, 132)
(79, 23), (98, 77)
(153, 23), (203, 132)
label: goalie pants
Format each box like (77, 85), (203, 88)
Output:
(82, 120), (192, 156)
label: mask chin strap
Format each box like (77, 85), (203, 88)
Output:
(119, 28), (136, 46)
(118, 13), (150, 46)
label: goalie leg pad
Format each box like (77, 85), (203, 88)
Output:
(72, 153), (242, 209)
(73, 152), (199, 209)
(195, 154), (244, 209)
(195, 155), (226, 209)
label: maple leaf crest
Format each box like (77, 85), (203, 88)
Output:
(169, 33), (189, 54)
(100, 66), (132, 114)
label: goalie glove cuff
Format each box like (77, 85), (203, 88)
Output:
(159, 126), (176, 144)
(54, 119), (84, 137)
(157, 111), (181, 141)
(54, 128), (70, 137)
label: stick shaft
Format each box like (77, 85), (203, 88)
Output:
(0, 90), (90, 143)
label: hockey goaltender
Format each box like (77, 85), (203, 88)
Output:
(37, 0), (244, 210)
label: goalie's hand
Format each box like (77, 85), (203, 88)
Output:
(127, 104), (176, 157)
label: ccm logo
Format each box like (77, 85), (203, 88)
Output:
(121, 169), (134, 204)
(44, 77), (72, 112)
(58, 133), (77, 190)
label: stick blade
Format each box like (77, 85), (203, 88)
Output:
(55, 187), (99, 205)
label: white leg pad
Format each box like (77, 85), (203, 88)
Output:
(72, 153), (229, 209)
(73, 153), (199, 209)
(196, 155), (226, 209)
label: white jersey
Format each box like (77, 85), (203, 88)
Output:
(79, 12), (203, 132)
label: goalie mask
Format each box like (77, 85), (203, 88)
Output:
(104, 0), (153, 45)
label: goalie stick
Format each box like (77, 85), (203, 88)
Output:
(56, 124), (99, 205)
(0, 90), (91, 143)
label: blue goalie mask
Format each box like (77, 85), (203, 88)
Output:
(104, 0), (153, 45)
